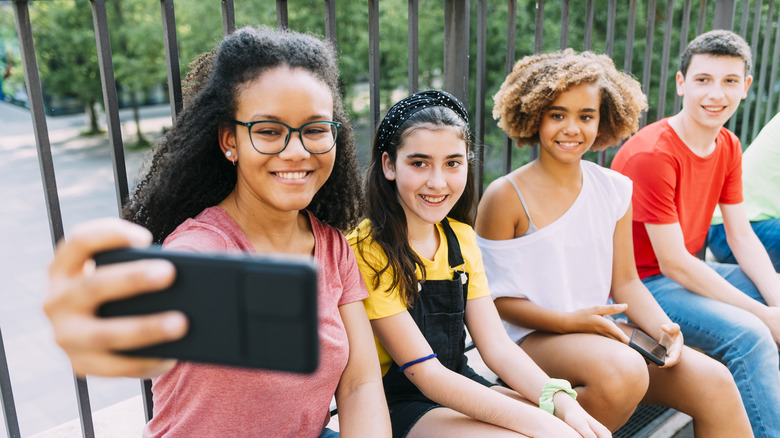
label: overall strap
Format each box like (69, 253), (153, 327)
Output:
(439, 217), (465, 270)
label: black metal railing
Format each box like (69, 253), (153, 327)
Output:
(2, 1), (778, 436)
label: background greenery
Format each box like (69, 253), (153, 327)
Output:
(1, 0), (778, 187)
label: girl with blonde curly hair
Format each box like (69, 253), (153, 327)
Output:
(474, 49), (750, 436)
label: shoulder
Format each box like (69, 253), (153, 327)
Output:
(716, 127), (742, 153)
(309, 211), (353, 260)
(614, 119), (677, 170)
(584, 161), (632, 191)
(163, 207), (241, 252)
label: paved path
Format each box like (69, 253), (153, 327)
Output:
(0, 101), (171, 436)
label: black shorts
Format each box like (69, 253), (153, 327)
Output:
(386, 366), (494, 438)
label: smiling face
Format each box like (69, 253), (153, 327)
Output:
(676, 54), (752, 132)
(382, 126), (469, 232)
(220, 66), (335, 214)
(538, 82), (601, 164)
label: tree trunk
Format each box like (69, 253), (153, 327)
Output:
(131, 91), (145, 143)
(87, 100), (100, 133)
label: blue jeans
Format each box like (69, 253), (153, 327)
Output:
(708, 219), (780, 272)
(643, 262), (780, 438)
(318, 428), (339, 438)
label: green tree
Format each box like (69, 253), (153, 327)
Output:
(31, 0), (104, 133)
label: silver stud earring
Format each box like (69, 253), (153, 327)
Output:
(225, 151), (232, 157)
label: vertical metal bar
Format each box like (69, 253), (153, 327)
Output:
(625, 0), (637, 74)
(729, 0), (751, 133)
(141, 379), (154, 422)
(584, 0), (594, 51)
(640, 0), (656, 127)
(600, 0), (618, 166)
(222, 0), (235, 36)
(560, 0), (569, 50)
(657, 0), (675, 120)
(475, 0), (487, 196)
(674, 0), (693, 113)
(503, 0), (517, 175)
(752, 0), (775, 139)
(323, 0), (337, 50)
(12, 0), (64, 246)
(766, 3), (780, 118)
(160, 0), (183, 122)
(0, 328), (20, 438)
(408, 0), (419, 94)
(740, 0), (763, 145)
(713, 0), (737, 30)
(605, 0), (616, 56)
(11, 9), (95, 436)
(697, 0), (708, 34)
(444, 0), (470, 107)
(534, 0), (544, 54)
(90, 0), (129, 211)
(276, 0), (289, 30)
(530, 0), (545, 161)
(369, 0), (380, 133)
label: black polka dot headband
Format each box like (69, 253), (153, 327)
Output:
(375, 90), (470, 152)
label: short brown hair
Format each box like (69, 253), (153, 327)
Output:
(680, 30), (752, 77)
(493, 49), (647, 151)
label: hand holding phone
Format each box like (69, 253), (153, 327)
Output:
(628, 328), (666, 366)
(96, 246), (319, 373)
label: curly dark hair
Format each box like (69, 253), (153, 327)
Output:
(122, 26), (364, 242)
(357, 103), (476, 307)
(493, 49), (647, 151)
(679, 30), (752, 77)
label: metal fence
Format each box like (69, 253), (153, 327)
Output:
(2, 0), (779, 436)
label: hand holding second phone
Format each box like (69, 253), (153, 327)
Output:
(566, 304), (630, 343)
(657, 323), (683, 368)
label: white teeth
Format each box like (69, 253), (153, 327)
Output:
(557, 142), (580, 147)
(703, 106), (725, 112)
(276, 171), (307, 180)
(421, 195), (446, 203)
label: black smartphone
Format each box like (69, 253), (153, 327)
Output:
(629, 328), (666, 366)
(95, 246), (319, 373)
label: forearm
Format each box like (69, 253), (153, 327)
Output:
(410, 363), (548, 434)
(729, 234), (780, 306)
(495, 297), (571, 333)
(660, 254), (769, 315)
(612, 279), (672, 339)
(335, 380), (391, 438)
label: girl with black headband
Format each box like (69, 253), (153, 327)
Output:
(348, 90), (609, 438)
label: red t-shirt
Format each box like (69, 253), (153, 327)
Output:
(145, 206), (368, 438)
(611, 118), (743, 278)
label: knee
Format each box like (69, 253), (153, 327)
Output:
(588, 347), (649, 405)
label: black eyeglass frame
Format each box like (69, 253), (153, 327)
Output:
(232, 120), (341, 155)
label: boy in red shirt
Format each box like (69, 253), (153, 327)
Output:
(612, 30), (780, 437)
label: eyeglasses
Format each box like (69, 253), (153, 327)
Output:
(232, 120), (341, 155)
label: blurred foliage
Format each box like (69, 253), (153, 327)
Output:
(1, 1), (778, 182)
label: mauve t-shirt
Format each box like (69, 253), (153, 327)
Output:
(144, 206), (368, 438)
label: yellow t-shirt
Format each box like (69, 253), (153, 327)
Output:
(347, 218), (491, 375)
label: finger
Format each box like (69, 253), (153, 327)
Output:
(51, 218), (153, 277)
(79, 259), (176, 307)
(591, 303), (628, 316)
(571, 420), (596, 438)
(601, 321), (631, 344)
(55, 311), (188, 352)
(592, 418), (612, 438)
(661, 323), (681, 335)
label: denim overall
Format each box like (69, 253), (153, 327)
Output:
(383, 218), (492, 437)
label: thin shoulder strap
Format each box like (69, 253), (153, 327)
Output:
(502, 176), (538, 234)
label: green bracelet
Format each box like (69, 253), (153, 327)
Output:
(539, 378), (577, 415)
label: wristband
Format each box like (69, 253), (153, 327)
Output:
(539, 378), (577, 415)
(397, 353), (437, 375)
